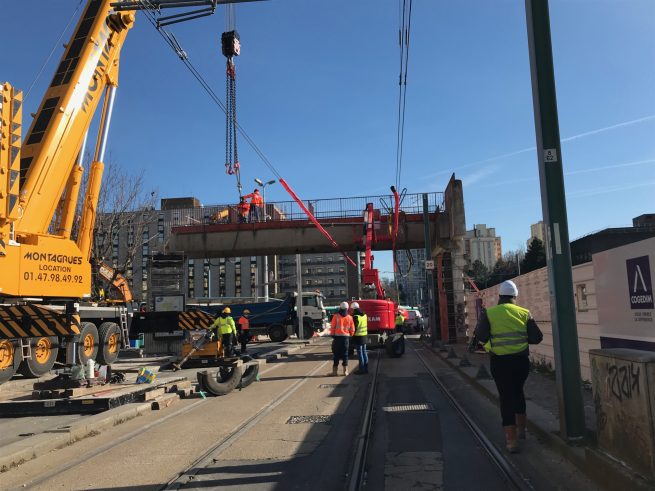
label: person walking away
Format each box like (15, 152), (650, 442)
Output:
(237, 197), (250, 223)
(395, 310), (405, 333)
(210, 307), (237, 357)
(474, 280), (542, 453)
(351, 302), (368, 374)
(237, 309), (251, 353)
(243, 188), (264, 222)
(329, 301), (355, 376)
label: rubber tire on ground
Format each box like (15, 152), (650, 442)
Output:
(96, 322), (122, 366)
(17, 336), (59, 378)
(0, 340), (20, 384)
(268, 324), (287, 343)
(239, 362), (260, 388)
(385, 336), (405, 358)
(199, 365), (243, 396)
(77, 322), (99, 364)
(302, 317), (314, 340)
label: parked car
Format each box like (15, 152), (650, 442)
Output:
(405, 309), (424, 332)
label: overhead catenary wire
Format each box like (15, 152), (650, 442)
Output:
(395, 0), (413, 191)
(137, 1), (281, 180)
(25, 0), (85, 100)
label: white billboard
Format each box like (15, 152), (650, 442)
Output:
(593, 237), (655, 349)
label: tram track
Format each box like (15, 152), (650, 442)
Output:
(347, 339), (533, 491)
(11, 344), (329, 491)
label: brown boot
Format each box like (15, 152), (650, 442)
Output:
(328, 366), (338, 376)
(516, 414), (527, 440)
(342, 365), (349, 376)
(503, 426), (519, 453)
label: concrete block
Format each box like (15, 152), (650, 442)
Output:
(590, 349), (655, 479)
(475, 364), (491, 380)
(446, 347), (458, 359)
(459, 355), (472, 367)
(140, 387), (165, 402)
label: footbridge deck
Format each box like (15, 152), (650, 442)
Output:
(166, 180), (464, 259)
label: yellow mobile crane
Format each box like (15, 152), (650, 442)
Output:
(0, 1), (136, 383)
(0, 0), (264, 385)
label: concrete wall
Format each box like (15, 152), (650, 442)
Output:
(465, 262), (600, 381)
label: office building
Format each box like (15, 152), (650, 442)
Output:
(463, 224), (502, 270)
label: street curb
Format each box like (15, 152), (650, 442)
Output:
(425, 341), (653, 491)
(0, 402), (152, 473)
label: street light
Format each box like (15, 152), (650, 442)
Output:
(254, 178), (276, 301)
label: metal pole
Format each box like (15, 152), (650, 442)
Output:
(422, 194), (437, 346)
(525, 0), (585, 440)
(296, 253), (304, 340)
(96, 86), (117, 163)
(262, 184), (269, 301)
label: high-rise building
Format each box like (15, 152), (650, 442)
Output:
(463, 224), (501, 270)
(277, 253), (351, 305)
(528, 220), (546, 247)
(396, 249), (428, 306)
(96, 198), (265, 305)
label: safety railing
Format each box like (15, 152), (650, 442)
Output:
(167, 191), (444, 228)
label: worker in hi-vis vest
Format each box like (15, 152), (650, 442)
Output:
(474, 280), (542, 453)
(329, 301), (355, 376)
(351, 302), (368, 374)
(394, 311), (405, 332)
(210, 307), (237, 357)
(237, 309), (251, 353)
(243, 188), (264, 222)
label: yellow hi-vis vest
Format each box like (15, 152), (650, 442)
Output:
(484, 303), (529, 355)
(395, 314), (405, 326)
(353, 313), (368, 337)
(211, 316), (236, 336)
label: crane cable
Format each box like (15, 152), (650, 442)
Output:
(137, 1), (282, 182)
(395, 0), (413, 190)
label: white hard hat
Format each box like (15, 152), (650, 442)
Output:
(339, 301), (349, 310)
(350, 301), (360, 310)
(499, 280), (518, 297)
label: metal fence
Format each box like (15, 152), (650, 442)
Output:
(166, 192), (444, 228)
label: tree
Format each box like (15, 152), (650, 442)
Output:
(487, 258), (519, 287)
(467, 259), (489, 288)
(73, 156), (158, 298)
(521, 238), (546, 274)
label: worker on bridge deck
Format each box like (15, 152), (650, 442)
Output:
(351, 302), (368, 374)
(237, 309), (251, 353)
(329, 301), (355, 376)
(474, 280), (543, 453)
(243, 188), (264, 222)
(237, 196), (250, 223)
(210, 307), (237, 357)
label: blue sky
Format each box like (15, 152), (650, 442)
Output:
(3, 0), (654, 276)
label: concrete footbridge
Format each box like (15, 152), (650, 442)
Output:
(166, 177), (465, 259)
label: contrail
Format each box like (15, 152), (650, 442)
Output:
(426, 114), (655, 178)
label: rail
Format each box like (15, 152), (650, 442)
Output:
(165, 191), (443, 228)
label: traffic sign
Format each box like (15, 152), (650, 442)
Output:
(425, 260), (434, 270)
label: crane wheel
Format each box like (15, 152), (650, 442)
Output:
(0, 340), (19, 384)
(77, 322), (99, 364)
(385, 336), (405, 358)
(17, 336), (59, 378)
(96, 322), (122, 366)
(198, 365), (243, 396)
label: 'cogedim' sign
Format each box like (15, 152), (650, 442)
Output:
(627, 256), (654, 310)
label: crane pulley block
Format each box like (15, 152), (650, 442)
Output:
(221, 30), (241, 58)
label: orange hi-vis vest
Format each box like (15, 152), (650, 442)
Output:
(238, 316), (249, 330)
(331, 313), (355, 337)
(237, 202), (250, 216)
(245, 191), (263, 207)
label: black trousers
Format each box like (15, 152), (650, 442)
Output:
(239, 331), (250, 352)
(489, 354), (530, 426)
(332, 337), (350, 367)
(222, 333), (234, 356)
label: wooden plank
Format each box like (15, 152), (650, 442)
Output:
(140, 388), (165, 402)
(151, 393), (179, 410)
(164, 380), (192, 393)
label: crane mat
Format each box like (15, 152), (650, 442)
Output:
(0, 376), (186, 417)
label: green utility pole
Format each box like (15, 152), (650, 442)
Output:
(422, 194), (437, 346)
(525, 0), (586, 440)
